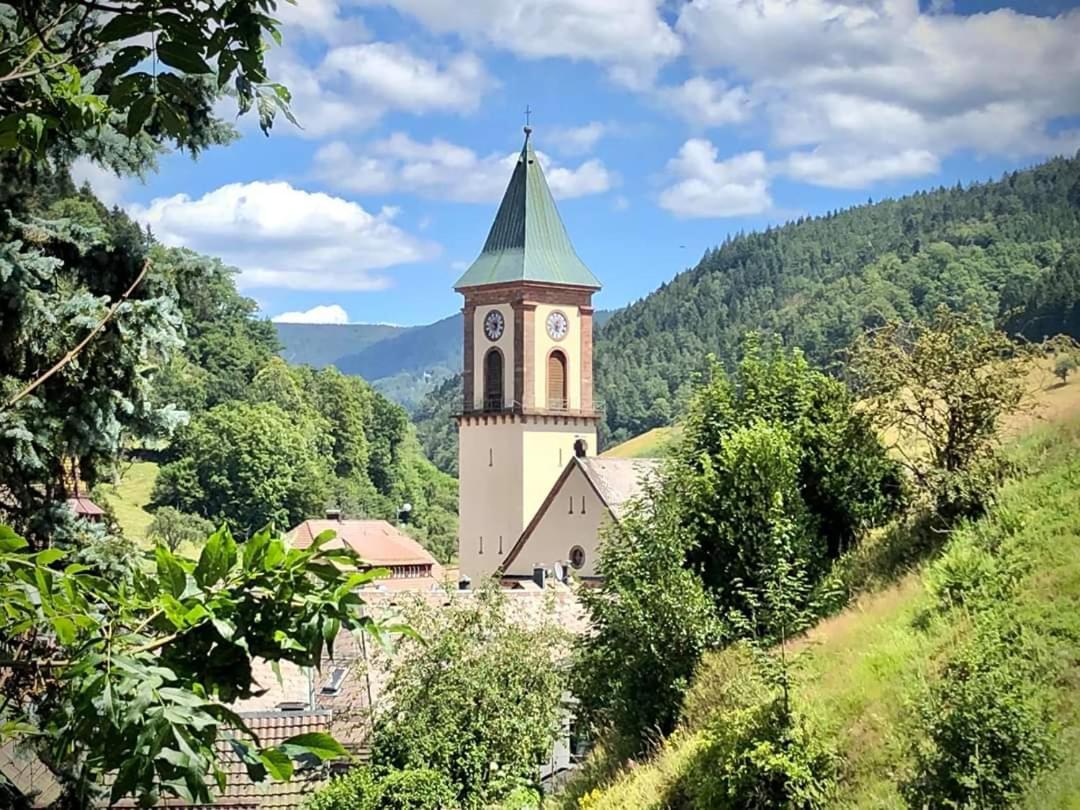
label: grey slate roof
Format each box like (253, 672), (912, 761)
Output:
(454, 129), (601, 290)
(578, 458), (661, 519)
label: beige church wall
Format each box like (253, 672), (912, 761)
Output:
(532, 303), (582, 410)
(504, 464), (611, 580)
(458, 420), (527, 581)
(520, 423), (597, 536)
(470, 303), (515, 410)
(458, 418), (597, 582)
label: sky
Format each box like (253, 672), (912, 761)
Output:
(74, 0), (1080, 326)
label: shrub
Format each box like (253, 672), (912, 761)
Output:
(572, 484), (721, 752)
(303, 767), (379, 810)
(147, 506), (215, 551)
(371, 587), (567, 807)
(379, 768), (456, 810)
(677, 697), (836, 810)
(902, 626), (1057, 809)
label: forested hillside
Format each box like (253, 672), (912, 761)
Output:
(409, 155), (1080, 459)
(595, 154), (1080, 444)
(0, 159), (457, 562)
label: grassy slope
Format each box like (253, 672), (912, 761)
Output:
(601, 427), (677, 459)
(562, 377), (1080, 810)
(96, 460), (158, 542)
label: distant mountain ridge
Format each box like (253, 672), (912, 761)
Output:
(275, 310), (616, 412)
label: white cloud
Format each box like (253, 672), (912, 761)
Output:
(550, 122), (607, 155)
(272, 304), (351, 324)
(255, 40), (494, 139)
(612, 195), (630, 211)
(314, 133), (615, 203)
(659, 140), (771, 219)
(661, 76), (753, 128)
(786, 147), (940, 188)
(70, 158), (130, 206)
(129, 181), (437, 291)
(275, 0), (369, 43)
(321, 43), (493, 113)
(376, 0), (680, 86)
(673, 0), (1080, 187)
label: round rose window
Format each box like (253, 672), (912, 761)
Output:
(569, 545), (586, 569)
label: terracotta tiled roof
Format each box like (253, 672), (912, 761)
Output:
(109, 711), (333, 810)
(66, 496), (105, 516)
(287, 519), (438, 570)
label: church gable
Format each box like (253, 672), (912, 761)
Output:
(499, 457), (660, 581)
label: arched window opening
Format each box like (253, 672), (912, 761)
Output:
(484, 349), (503, 410)
(547, 350), (567, 410)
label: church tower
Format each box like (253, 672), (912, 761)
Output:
(455, 127), (601, 582)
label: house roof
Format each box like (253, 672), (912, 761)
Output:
(0, 740), (62, 808)
(577, 457), (661, 520)
(454, 129), (601, 290)
(66, 496), (105, 516)
(497, 456), (660, 574)
(109, 711), (333, 810)
(288, 519), (439, 570)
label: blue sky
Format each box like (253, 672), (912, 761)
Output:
(77, 0), (1080, 326)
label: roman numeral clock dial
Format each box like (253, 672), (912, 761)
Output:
(546, 310), (568, 340)
(483, 310), (505, 341)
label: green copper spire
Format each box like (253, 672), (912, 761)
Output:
(454, 128), (601, 290)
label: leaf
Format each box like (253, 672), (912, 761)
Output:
(51, 615), (76, 645)
(194, 526), (237, 588)
(99, 13), (156, 43)
(0, 526), (28, 553)
(156, 545), (186, 598)
(211, 616), (236, 641)
(156, 41), (212, 75)
(279, 732), (347, 761)
(156, 73), (199, 107)
(33, 548), (65, 566)
(126, 94), (155, 136)
(259, 747), (293, 781)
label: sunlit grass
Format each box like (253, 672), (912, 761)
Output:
(96, 460), (158, 544)
(558, 410), (1080, 809)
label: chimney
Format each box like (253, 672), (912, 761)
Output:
(532, 564), (546, 589)
(458, 575), (471, 591)
(574, 438), (588, 458)
(325, 508), (342, 521)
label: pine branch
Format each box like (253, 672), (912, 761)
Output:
(1, 257), (152, 413)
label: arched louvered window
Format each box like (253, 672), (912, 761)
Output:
(547, 350), (567, 410)
(484, 349), (503, 410)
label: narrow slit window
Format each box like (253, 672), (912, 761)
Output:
(479, 536), (484, 555)
(489, 447), (493, 467)
(498, 535), (503, 554)
(568, 496), (574, 514)
(581, 496), (586, 515)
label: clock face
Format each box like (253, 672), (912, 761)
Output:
(483, 310), (505, 341)
(546, 310), (569, 341)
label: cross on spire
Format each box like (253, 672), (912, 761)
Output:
(524, 104), (532, 131)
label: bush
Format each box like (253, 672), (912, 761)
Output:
(379, 768), (456, 810)
(303, 767), (379, 810)
(902, 626), (1057, 809)
(147, 506), (215, 551)
(371, 588), (567, 807)
(572, 484), (720, 752)
(677, 697), (836, 810)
